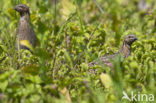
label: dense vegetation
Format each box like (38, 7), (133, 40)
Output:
(0, 0), (156, 103)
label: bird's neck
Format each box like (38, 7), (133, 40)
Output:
(20, 13), (30, 22)
(119, 42), (131, 58)
(18, 13), (31, 37)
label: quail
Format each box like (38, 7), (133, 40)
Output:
(14, 4), (37, 50)
(88, 34), (138, 69)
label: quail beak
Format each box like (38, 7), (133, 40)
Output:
(134, 37), (138, 41)
(132, 37), (138, 43)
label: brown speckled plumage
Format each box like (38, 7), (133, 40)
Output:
(14, 4), (37, 50)
(88, 34), (138, 69)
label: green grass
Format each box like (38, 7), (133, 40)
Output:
(0, 0), (156, 103)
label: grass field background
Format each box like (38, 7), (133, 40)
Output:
(0, 0), (156, 102)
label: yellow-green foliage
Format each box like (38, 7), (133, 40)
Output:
(0, 0), (156, 103)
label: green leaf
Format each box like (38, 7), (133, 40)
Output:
(100, 73), (113, 89)
(61, 0), (76, 20)
(26, 75), (42, 84)
(22, 64), (40, 75)
(34, 48), (51, 60)
(0, 81), (8, 92)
